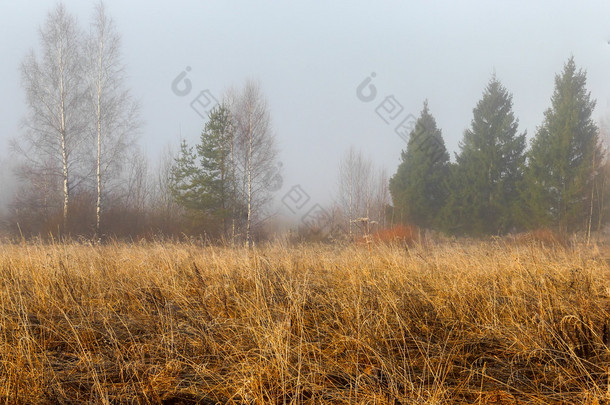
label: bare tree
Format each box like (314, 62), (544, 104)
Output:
(9, 157), (61, 237)
(593, 119), (610, 241)
(338, 148), (355, 237)
(15, 3), (87, 232)
(220, 90), (241, 244)
(230, 80), (279, 247)
(338, 147), (371, 236)
(337, 147), (388, 237)
(85, 2), (140, 240)
(123, 150), (150, 213)
(153, 145), (177, 213)
(372, 167), (390, 228)
(151, 145), (183, 235)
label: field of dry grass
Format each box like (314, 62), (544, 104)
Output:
(1, 239), (610, 404)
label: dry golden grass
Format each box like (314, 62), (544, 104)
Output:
(1, 239), (610, 404)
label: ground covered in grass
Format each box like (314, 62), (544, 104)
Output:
(0, 240), (609, 404)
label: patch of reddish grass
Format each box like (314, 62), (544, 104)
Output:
(356, 224), (419, 246)
(512, 228), (570, 247)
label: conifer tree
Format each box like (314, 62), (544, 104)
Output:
(170, 104), (236, 236)
(524, 57), (601, 233)
(445, 76), (526, 235)
(195, 104), (236, 235)
(389, 101), (450, 228)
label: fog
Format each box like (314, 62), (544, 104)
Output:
(2, 0), (610, 220)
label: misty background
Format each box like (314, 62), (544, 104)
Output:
(2, 0), (610, 219)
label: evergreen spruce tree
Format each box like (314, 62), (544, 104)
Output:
(524, 57), (601, 233)
(170, 140), (203, 211)
(170, 104), (236, 236)
(445, 76), (526, 235)
(389, 101), (450, 229)
(195, 104), (236, 235)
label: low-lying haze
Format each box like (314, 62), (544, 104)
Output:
(2, 0), (610, 214)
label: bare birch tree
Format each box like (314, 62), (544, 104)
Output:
(220, 90), (241, 244)
(85, 2), (140, 240)
(338, 147), (371, 236)
(230, 80), (279, 247)
(15, 3), (87, 232)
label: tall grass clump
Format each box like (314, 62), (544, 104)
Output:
(0, 239), (609, 403)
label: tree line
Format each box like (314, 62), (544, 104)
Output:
(4, 3), (607, 242)
(6, 3), (282, 244)
(390, 58), (607, 237)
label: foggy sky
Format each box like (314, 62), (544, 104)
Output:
(2, 1), (610, 218)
